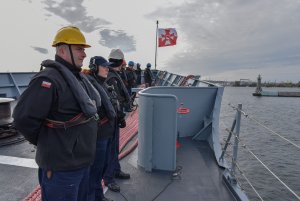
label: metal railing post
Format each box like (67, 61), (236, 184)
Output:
(9, 73), (21, 98)
(219, 118), (236, 161)
(231, 104), (242, 180)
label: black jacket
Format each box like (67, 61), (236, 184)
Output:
(118, 68), (128, 86)
(106, 70), (131, 109)
(125, 68), (137, 88)
(144, 68), (153, 84)
(13, 56), (98, 171)
(135, 67), (142, 85)
(87, 74), (117, 140)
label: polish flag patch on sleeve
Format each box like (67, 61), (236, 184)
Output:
(41, 81), (52, 88)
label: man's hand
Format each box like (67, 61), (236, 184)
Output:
(118, 118), (126, 128)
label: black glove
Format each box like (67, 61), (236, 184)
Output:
(117, 111), (126, 120)
(118, 118), (126, 128)
(107, 85), (114, 92)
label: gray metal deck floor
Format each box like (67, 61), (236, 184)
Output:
(106, 137), (236, 201)
(0, 141), (38, 201)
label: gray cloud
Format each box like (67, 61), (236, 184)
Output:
(42, 0), (110, 33)
(31, 46), (49, 54)
(41, 0), (136, 52)
(99, 29), (136, 52)
(147, 0), (300, 80)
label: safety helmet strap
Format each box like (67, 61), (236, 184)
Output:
(67, 45), (77, 68)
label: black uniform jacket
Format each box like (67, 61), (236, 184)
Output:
(106, 70), (131, 108)
(13, 57), (98, 171)
(144, 68), (153, 84)
(125, 68), (137, 88)
(87, 74), (117, 140)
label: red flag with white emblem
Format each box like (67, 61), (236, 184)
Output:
(158, 28), (177, 47)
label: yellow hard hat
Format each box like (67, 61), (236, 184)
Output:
(52, 26), (91, 47)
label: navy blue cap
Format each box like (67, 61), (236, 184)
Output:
(90, 56), (113, 67)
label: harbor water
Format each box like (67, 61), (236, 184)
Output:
(220, 87), (300, 201)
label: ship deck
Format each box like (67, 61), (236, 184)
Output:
(0, 92), (238, 201)
(0, 140), (38, 201)
(0, 128), (237, 201)
(106, 137), (236, 201)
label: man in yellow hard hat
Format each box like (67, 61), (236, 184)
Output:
(51, 26), (91, 68)
(13, 26), (100, 201)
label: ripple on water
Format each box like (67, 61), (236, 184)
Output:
(220, 87), (300, 201)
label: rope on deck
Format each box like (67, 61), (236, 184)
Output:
(23, 187), (41, 201)
(119, 110), (139, 153)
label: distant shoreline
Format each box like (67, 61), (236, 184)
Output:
(206, 81), (300, 87)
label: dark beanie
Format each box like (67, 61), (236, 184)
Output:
(108, 58), (123, 68)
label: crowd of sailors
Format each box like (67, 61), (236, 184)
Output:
(13, 26), (154, 201)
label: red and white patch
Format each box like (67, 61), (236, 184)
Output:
(41, 81), (52, 88)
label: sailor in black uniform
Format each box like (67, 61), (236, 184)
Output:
(144, 63), (154, 87)
(84, 56), (119, 201)
(103, 49), (131, 192)
(13, 26), (100, 201)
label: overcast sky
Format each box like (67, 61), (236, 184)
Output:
(1, 0), (300, 82)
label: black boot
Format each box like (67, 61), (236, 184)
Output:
(101, 197), (113, 201)
(105, 182), (120, 192)
(115, 171), (130, 179)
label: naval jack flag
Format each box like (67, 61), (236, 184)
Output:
(158, 28), (177, 47)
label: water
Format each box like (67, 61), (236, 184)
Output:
(220, 87), (300, 201)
